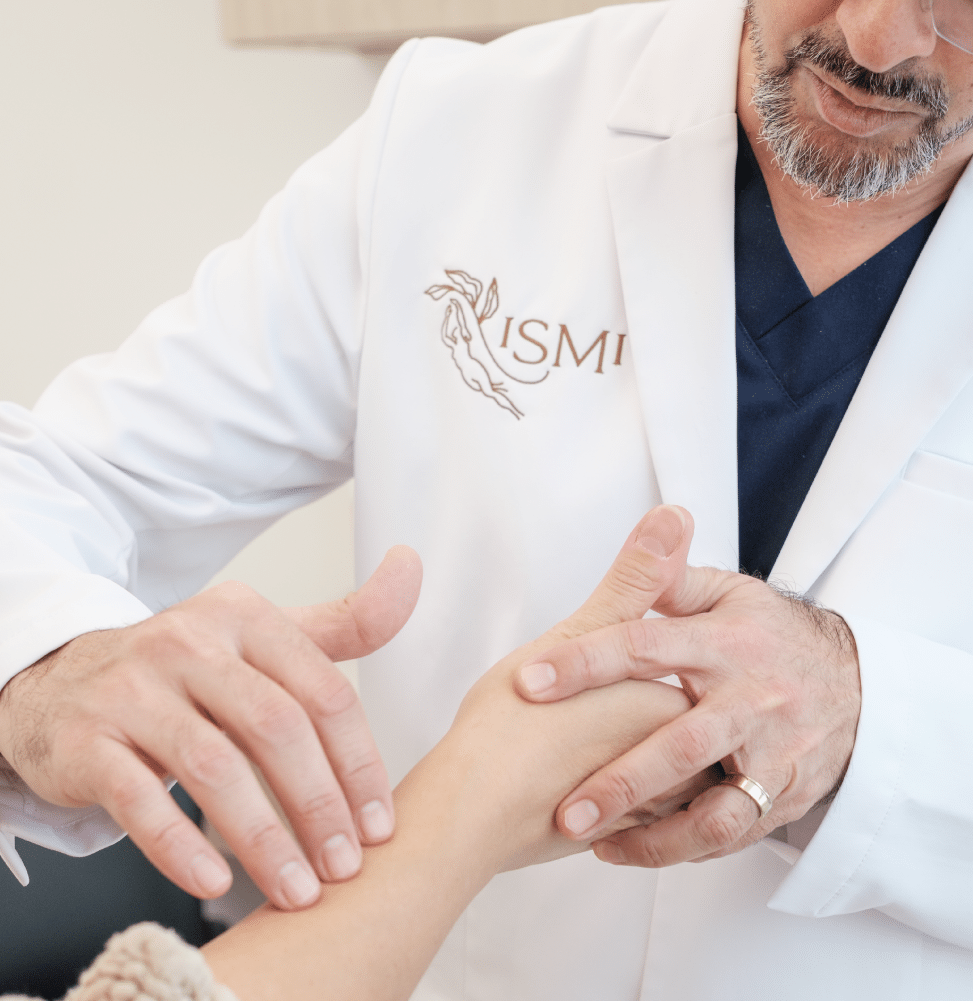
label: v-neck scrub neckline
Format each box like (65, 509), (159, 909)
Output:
(734, 122), (944, 579)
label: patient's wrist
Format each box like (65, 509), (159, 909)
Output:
(403, 736), (518, 877)
(430, 671), (696, 874)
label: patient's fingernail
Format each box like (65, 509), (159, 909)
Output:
(191, 852), (231, 897)
(279, 860), (320, 907)
(564, 799), (601, 836)
(521, 662), (557, 695)
(323, 833), (362, 881)
(360, 800), (393, 842)
(636, 506), (686, 558)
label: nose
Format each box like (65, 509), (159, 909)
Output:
(836, 0), (938, 71)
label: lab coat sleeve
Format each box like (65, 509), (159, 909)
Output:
(0, 38), (425, 873)
(767, 614), (973, 949)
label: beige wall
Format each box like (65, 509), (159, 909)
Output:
(220, 0), (645, 50)
(0, 0), (382, 615)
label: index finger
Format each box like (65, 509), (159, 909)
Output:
(515, 612), (703, 702)
(513, 506), (693, 696)
(554, 702), (751, 838)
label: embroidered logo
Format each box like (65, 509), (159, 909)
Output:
(425, 270), (544, 420)
(425, 269), (627, 420)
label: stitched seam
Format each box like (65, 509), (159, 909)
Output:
(791, 345), (875, 405)
(739, 323), (799, 412)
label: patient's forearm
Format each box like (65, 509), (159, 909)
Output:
(204, 742), (499, 1001)
(203, 675), (693, 1001)
(203, 507), (713, 1001)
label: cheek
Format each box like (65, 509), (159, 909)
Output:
(755, 0), (839, 47)
(951, 69), (973, 119)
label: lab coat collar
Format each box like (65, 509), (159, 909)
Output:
(773, 163), (973, 592)
(606, 0), (746, 570)
(609, 0), (747, 139)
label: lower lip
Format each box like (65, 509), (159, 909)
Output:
(807, 69), (919, 138)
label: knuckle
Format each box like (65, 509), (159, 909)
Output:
(601, 768), (646, 812)
(629, 835), (671, 869)
(248, 692), (307, 745)
(129, 614), (216, 672)
(241, 818), (288, 857)
(696, 805), (749, 849)
(573, 640), (606, 688)
(335, 752), (385, 790)
(618, 620), (653, 669)
(179, 734), (240, 790)
(305, 670), (360, 721)
(105, 770), (155, 817)
(609, 553), (668, 601)
(335, 594), (383, 655)
(199, 581), (276, 631)
(143, 814), (192, 860)
(293, 787), (349, 828)
(666, 718), (716, 773)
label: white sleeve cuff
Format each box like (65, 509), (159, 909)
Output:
(0, 755), (132, 886)
(767, 615), (973, 948)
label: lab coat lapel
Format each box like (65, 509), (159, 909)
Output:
(606, 0), (747, 570)
(774, 167), (973, 592)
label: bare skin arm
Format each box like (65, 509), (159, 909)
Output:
(204, 507), (716, 1001)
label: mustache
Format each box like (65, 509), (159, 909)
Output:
(785, 30), (950, 119)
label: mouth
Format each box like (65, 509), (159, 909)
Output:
(804, 65), (927, 138)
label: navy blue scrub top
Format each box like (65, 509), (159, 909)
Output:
(735, 123), (943, 579)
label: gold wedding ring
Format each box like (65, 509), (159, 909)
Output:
(720, 773), (773, 819)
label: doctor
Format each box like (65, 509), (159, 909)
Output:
(1, 0), (972, 998)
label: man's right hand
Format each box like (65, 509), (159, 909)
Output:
(0, 546), (422, 910)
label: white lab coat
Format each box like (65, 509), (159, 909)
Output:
(1, 0), (972, 996)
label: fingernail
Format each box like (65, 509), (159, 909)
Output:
(595, 841), (625, 865)
(520, 662), (557, 695)
(564, 799), (601, 836)
(359, 800), (393, 842)
(636, 506), (686, 558)
(279, 860), (320, 907)
(323, 833), (362, 881)
(191, 853), (231, 897)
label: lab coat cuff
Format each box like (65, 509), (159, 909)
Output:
(0, 758), (181, 886)
(768, 616), (973, 946)
(0, 757), (126, 886)
(0, 573), (152, 691)
(767, 614), (911, 916)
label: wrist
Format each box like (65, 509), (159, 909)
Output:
(401, 736), (518, 879)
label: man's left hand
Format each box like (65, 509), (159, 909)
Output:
(514, 505), (862, 867)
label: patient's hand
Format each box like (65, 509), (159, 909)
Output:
(425, 505), (720, 875)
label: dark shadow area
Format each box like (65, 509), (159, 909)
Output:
(0, 786), (217, 1000)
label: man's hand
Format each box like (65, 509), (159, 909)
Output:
(435, 505), (721, 875)
(514, 506), (861, 868)
(0, 546), (422, 910)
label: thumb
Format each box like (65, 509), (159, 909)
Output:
(651, 551), (745, 620)
(282, 545), (423, 661)
(552, 505), (693, 641)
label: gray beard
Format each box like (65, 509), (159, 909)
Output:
(747, 13), (973, 203)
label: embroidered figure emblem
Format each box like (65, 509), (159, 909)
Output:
(425, 270), (546, 420)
